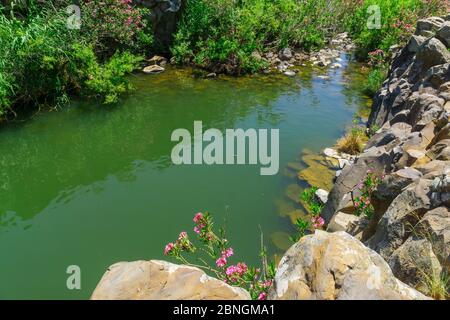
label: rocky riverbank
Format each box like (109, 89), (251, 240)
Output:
(91, 16), (449, 300)
(141, 30), (355, 77)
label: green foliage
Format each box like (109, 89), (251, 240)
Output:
(289, 218), (310, 243)
(290, 187), (325, 242)
(80, 0), (152, 57)
(0, 5), (76, 115)
(70, 45), (142, 104)
(171, 0), (360, 74)
(0, 1), (146, 118)
(352, 169), (383, 218)
(363, 67), (387, 97)
(345, 0), (447, 59)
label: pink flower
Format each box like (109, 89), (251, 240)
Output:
(226, 265), (237, 276)
(258, 292), (267, 300)
(216, 257), (227, 268)
(178, 231), (187, 241)
(222, 248), (234, 258)
(236, 262), (247, 274)
(164, 243), (174, 256)
(193, 212), (203, 223)
(312, 216), (325, 229)
(225, 263), (247, 277)
(194, 226), (201, 234)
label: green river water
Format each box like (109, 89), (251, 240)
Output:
(0, 54), (370, 299)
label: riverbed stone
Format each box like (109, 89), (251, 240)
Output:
(269, 231), (429, 300)
(91, 260), (250, 300)
(143, 65), (165, 74)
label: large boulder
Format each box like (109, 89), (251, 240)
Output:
(91, 260), (250, 300)
(436, 21), (450, 47)
(366, 179), (433, 258)
(388, 237), (442, 288)
(268, 231), (428, 300)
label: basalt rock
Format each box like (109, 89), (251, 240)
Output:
(323, 16), (450, 292)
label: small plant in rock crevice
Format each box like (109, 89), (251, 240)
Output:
(351, 169), (383, 219)
(290, 186), (325, 242)
(420, 270), (449, 300)
(163, 212), (275, 300)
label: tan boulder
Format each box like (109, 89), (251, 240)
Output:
(91, 260), (250, 300)
(269, 231), (429, 300)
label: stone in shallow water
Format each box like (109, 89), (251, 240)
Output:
(143, 65), (165, 74)
(284, 70), (296, 77)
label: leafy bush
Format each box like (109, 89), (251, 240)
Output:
(363, 67), (388, 97)
(0, 1), (145, 118)
(345, 0), (447, 59)
(171, 0), (360, 74)
(80, 0), (152, 57)
(70, 45), (143, 104)
(0, 5), (76, 115)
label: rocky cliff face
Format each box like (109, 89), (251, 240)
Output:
(322, 16), (450, 291)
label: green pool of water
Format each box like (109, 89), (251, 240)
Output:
(0, 54), (370, 299)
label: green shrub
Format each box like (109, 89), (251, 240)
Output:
(0, 6), (76, 114)
(171, 0), (361, 74)
(80, 0), (152, 57)
(363, 67), (388, 97)
(345, 0), (447, 59)
(70, 44), (143, 104)
(0, 1), (145, 118)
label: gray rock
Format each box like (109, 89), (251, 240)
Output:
(416, 38), (450, 70)
(279, 48), (293, 61)
(367, 179), (433, 259)
(436, 21), (450, 47)
(414, 206), (450, 271)
(408, 35), (427, 53)
(269, 231), (429, 300)
(415, 17), (444, 37)
(315, 188), (329, 204)
(389, 237), (442, 287)
(284, 70), (296, 77)
(327, 211), (360, 232)
(143, 65), (165, 74)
